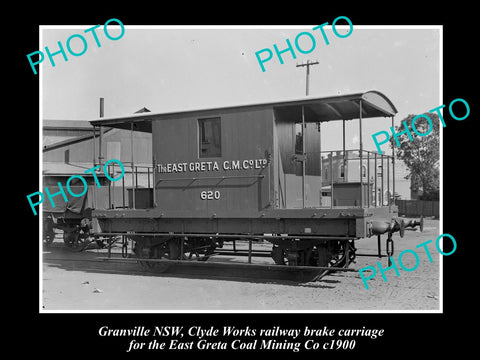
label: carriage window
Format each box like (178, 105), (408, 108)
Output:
(198, 117), (222, 158)
(294, 122), (303, 155)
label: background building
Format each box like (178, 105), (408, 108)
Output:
(43, 108), (153, 209)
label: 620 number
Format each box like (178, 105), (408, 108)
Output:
(200, 190), (220, 200)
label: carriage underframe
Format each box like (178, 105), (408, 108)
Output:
(42, 91), (425, 280)
(77, 206), (422, 279)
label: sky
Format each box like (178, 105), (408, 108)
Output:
(40, 25), (441, 154)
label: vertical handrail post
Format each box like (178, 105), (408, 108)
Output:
(330, 151), (333, 208)
(147, 167), (150, 189)
(318, 122), (322, 206)
(342, 120), (346, 183)
(122, 173), (126, 208)
(92, 125), (97, 209)
(111, 162), (116, 209)
(131, 121), (135, 209)
(152, 157), (156, 208)
(367, 151), (370, 207)
(359, 100), (363, 208)
(301, 105), (306, 208)
(381, 154), (384, 206)
(374, 153), (377, 207)
(387, 155), (390, 210)
(135, 166), (138, 190)
(391, 116), (396, 206)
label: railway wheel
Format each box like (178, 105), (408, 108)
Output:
(63, 230), (78, 247)
(166, 238), (182, 260)
(95, 239), (106, 248)
(134, 241), (155, 269)
(314, 240), (356, 279)
(271, 246), (314, 266)
(63, 228), (90, 251)
(271, 240), (356, 280)
(134, 239), (170, 273)
(271, 245), (287, 265)
(186, 237), (216, 261)
(43, 217), (55, 245)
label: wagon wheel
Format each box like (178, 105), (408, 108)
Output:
(95, 239), (106, 248)
(272, 245), (318, 267)
(134, 241), (170, 273)
(44, 232), (55, 245)
(329, 241), (356, 268)
(271, 245), (287, 265)
(43, 218), (56, 245)
(196, 245), (216, 261)
(136, 248), (156, 270)
(134, 241), (155, 269)
(63, 230), (78, 247)
(271, 245), (331, 281)
(189, 238), (216, 262)
(271, 246), (310, 266)
(272, 242), (356, 281)
(312, 241), (357, 281)
(166, 239), (182, 260)
(63, 229), (91, 252)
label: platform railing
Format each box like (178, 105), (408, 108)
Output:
(100, 150), (394, 211)
(104, 162), (155, 210)
(281, 149), (394, 209)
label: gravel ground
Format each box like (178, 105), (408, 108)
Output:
(42, 219), (440, 311)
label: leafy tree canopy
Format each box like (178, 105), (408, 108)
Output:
(390, 113), (440, 200)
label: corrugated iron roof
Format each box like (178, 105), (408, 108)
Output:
(43, 162), (152, 176)
(89, 90), (398, 133)
(43, 128), (113, 151)
(43, 120), (93, 129)
(42, 162), (106, 176)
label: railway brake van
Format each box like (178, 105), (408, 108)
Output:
(89, 91), (421, 280)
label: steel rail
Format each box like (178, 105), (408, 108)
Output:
(98, 256), (357, 272)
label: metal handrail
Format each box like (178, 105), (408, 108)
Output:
(286, 148), (394, 209)
(156, 174), (265, 182)
(100, 148), (393, 211)
(105, 162), (155, 210)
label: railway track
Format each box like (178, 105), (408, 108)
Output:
(43, 239), (356, 283)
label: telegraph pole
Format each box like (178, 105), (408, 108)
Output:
(296, 60), (319, 96)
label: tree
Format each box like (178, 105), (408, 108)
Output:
(391, 113), (440, 200)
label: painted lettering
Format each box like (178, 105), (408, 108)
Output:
(156, 159), (267, 173)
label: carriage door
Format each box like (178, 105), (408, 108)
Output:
(293, 119), (321, 208)
(274, 106), (321, 209)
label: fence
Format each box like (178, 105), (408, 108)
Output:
(397, 200), (439, 218)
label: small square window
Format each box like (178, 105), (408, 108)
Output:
(198, 117), (221, 158)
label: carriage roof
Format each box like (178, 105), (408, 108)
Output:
(89, 90), (397, 133)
